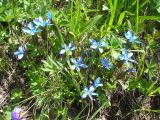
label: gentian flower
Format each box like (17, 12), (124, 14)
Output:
(33, 17), (49, 28)
(90, 37), (108, 53)
(70, 57), (88, 71)
(14, 45), (27, 60)
(124, 30), (140, 43)
(93, 77), (103, 88)
(22, 22), (41, 35)
(59, 42), (76, 55)
(11, 107), (26, 120)
(101, 58), (112, 69)
(119, 49), (137, 67)
(46, 11), (52, 21)
(81, 86), (98, 100)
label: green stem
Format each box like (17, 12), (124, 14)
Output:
(136, 0), (139, 32)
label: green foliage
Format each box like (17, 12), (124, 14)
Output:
(11, 88), (23, 102)
(0, 0), (160, 119)
(4, 107), (12, 120)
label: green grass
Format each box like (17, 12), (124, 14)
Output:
(0, 0), (160, 119)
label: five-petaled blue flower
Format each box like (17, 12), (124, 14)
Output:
(90, 37), (108, 53)
(93, 77), (103, 88)
(33, 17), (51, 28)
(14, 45), (27, 60)
(119, 49), (137, 67)
(59, 42), (76, 55)
(70, 57), (88, 71)
(81, 86), (98, 101)
(101, 58), (112, 69)
(124, 30), (140, 43)
(46, 11), (52, 21)
(22, 22), (41, 35)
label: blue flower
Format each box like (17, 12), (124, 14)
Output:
(22, 22), (41, 35)
(90, 37), (108, 53)
(33, 17), (50, 28)
(59, 42), (76, 55)
(119, 49), (137, 67)
(14, 45), (27, 60)
(12, 107), (26, 120)
(101, 58), (112, 69)
(93, 77), (103, 88)
(46, 11), (52, 21)
(81, 86), (98, 100)
(124, 30), (140, 43)
(70, 57), (88, 71)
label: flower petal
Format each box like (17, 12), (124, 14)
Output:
(17, 54), (24, 59)
(91, 45), (98, 49)
(47, 11), (52, 20)
(33, 18), (41, 26)
(80, 64), (88, 68)
(68, 42), (73, 48)
(100, 41), (108, 47)
(99, 48), (103, 53)
(70, 47), (76, 51)
(70, 65), (76, 70)
(81, 92), (88, 98)
(59, 49), (66, 54)
(94, 77), (103, 87)
(94, 77), (100, 84)
(18, 46), (25, 52)
(78, 57), (83, 63)
(90, 39), (97, 44)
(129, 59), (138, 64)
(84, 86), (89, 91)
(119, 55), (124, 60)
(91, 92), (98, 96)
(14, 51), (21, 55)
(90, 39), (98, 49)
(89, 85), (96, 92)
(128, 53), (133, 58)
(70, 58), (77, 64)
(28, 22), (34, 29)
(125, 30), (132, 40)
(22, 29), (31, 34)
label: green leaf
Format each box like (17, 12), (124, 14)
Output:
(111, 50), (120, 59)
(139, 16), (160, 21)
(117, 12), (125, 27)
(5, 107), (12, 120)
(77, 15), (102, 37)
(149, 86), (160, 96)
(146, 81), (157, 95)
